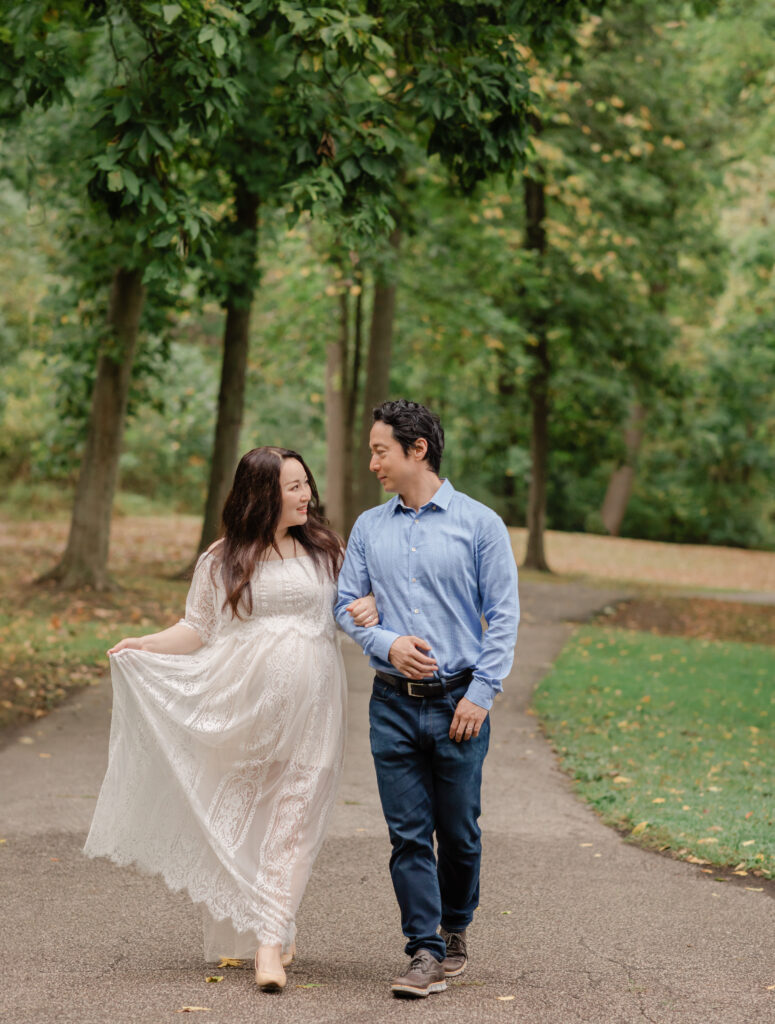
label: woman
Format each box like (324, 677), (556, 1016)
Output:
(84, 447), (375, 991)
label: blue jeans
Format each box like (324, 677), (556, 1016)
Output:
(369, 677), (490, 962)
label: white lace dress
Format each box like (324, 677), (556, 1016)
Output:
(84, 552), (347, 961)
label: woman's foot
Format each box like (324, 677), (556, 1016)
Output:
(254, 944), (286, 992)
(281, 942), (296, 968)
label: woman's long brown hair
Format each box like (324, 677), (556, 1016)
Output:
(207, 447), (343, 618)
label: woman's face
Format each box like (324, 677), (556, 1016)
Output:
(277, 458), (312, 533)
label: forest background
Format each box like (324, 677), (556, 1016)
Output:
(1, 0), (774, 589)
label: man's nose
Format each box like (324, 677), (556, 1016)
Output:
(369, 454), (379, 472)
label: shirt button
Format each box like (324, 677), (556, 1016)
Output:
(412, 577), (416, 582)
(414, 609), (419, 614)
(411, 547), (416, 552)
(432, 505), (436, 510)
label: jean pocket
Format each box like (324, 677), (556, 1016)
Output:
(371, 678), (396, 702)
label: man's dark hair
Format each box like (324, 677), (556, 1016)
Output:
(372, 399), (444, 474)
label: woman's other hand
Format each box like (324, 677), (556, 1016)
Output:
(108, 637), (146, 655)
(107, 623), (203, 657)
(346, 594), (380, 628)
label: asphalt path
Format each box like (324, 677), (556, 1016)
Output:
(1, 580), (773, 1024)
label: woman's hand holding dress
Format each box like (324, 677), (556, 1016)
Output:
(108, 622), (204, 656)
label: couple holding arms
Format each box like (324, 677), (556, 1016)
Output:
(85, 399), (519, 999)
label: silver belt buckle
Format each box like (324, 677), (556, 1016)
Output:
(406, 681), (425, 698)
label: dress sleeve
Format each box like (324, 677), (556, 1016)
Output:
(178, 551), (221, 646)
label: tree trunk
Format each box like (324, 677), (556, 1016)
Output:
(357, 227), (401, 514)
(522, 122), (551, 572)
(41, 266), (146, 589)
(600, 403), (646, 536)
(344, 278), (364, 535)
(325, 290), (349, 537)
(524, 330), (550, 570)
(496, 349), (522, 526)
(194, 186), (260, 559)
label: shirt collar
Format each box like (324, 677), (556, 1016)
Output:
(392, 478), (454, 514)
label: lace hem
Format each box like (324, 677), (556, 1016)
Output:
(82, 841), (291, 950)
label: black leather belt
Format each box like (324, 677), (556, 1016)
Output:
(375, 668), (473, 698)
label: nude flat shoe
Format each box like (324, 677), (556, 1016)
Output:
(254, 950), (286, 992)
(281, 943), (296, 968)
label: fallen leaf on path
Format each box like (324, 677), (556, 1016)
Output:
(746, 887), (764, 893)
(630, 821), (648, 836)
(18, 737), (33, 745)
(297, 984), (324, 988)
(733, 871), (748, 877)
(501, 910), (512, 915)
(766, 985), (775, 990)
(39, 753), (51, 758)
(216, 958), (243, 968)
(685, 856), (709, 865)
(175, 1008), (210, 1013)
(204, 976), (223, 983)
(579, 843), (593, 847)
(497, 995), (515, 1001)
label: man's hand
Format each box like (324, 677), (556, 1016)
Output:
(346, 594), (379, 627)
(388, 636), (438, 679)
(449, 697), (488, 743)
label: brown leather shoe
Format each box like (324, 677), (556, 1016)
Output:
(391, 949), (447, 998)
(440, 927), (468, 977)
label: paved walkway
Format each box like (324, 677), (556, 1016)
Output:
(1, 581), (773, 1024)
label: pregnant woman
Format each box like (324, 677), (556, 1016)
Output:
(84, 446), (374, 991)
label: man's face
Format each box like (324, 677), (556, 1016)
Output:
(369, 421), (422, 494)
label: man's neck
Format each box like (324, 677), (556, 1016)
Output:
(398, 474), (443, 512)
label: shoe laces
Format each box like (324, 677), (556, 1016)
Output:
(409, 951), (434, 972)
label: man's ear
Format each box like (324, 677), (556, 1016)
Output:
(412, 438), (428, 461)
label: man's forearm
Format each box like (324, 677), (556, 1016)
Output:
(334, 606), (400, 663)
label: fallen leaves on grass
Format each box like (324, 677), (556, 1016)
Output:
(631, 821), (649, 836)
(596, 597), (775, 645)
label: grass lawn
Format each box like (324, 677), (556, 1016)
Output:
(533, 626), (775, 878)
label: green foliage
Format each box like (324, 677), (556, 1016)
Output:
(534, 626), (775, 876)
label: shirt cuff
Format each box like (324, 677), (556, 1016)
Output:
(370, 628), (401, 664)
(464, 677), (497, 711)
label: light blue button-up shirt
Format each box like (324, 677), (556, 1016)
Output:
(334, 479), (519, 710)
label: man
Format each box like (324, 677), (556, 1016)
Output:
(335, 399), (519, 998)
